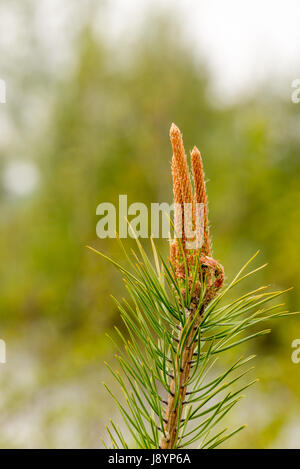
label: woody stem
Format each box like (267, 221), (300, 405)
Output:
(160, 304), (204, 449)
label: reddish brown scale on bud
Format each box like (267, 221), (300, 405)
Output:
(169, 124), (224, 305)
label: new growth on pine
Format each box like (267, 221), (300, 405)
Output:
(89, 124), (295, 449)
(161, 124), (225, 449)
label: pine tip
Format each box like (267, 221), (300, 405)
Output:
(170, 122), (181, 138)
(191, 145), (201, 158)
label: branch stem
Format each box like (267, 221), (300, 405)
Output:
(160, 304), (204, 449)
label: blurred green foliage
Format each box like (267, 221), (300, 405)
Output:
(0, 9), (299, 448)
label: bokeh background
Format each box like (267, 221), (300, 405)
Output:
(0, 0), (299, 448)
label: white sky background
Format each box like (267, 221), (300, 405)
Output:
(1, 0), (300, 103)
(99, 0), (300, 103)
(2, 0), (300, 195)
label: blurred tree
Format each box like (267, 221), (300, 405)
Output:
(0, 6), (299, 448)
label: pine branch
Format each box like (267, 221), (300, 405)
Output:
(88, 123), (296, 449)
(160, 303), (204, 449)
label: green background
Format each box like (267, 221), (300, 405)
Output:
(0, 1), (299, 448)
